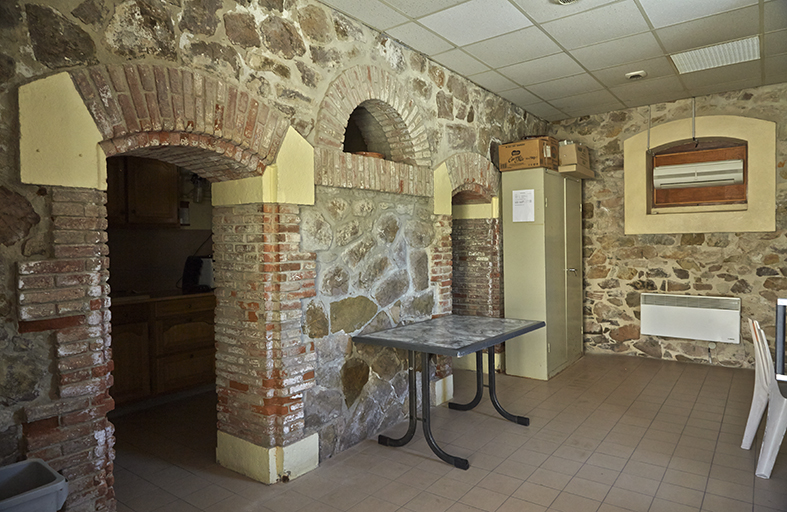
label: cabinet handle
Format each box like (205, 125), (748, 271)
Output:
(566, 268), (578, 276)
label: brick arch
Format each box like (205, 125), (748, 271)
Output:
(314, 65), (430, 169)
(441, 152), (500, 198)
(71, 64), (290, 181)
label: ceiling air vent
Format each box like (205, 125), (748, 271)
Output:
(670, 36), (760, 74)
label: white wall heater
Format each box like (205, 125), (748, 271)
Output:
(640, 293), (741, 344)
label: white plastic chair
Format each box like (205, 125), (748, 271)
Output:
(742, 319), (787, 478)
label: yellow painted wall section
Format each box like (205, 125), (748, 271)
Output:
(211, 176), (265, 206)
(433, 163), (452, 215)
(216, 431), (319, 484)
(452, 197), (500, 219)
(624, 115), (776, 234)
(271, 126), (315, 205)
(19, 73), (106, 190)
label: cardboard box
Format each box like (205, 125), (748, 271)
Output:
(558, 163), (594, 180)
(559, 143), (590, 167)
(499, 137), (558, 171)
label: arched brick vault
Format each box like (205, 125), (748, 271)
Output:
(442, 152), (500, 199)
(71, 64), (290, 181)
(313, 65), (433, 196)
(15, 63), (315, 508)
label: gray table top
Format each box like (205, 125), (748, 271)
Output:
(352, 315), (545, 357)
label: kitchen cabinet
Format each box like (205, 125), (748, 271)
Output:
(106, 156), (179, 227)
(110, 293), (216, 405)
(501, 167), (583, 380)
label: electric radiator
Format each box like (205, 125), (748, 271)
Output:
(640, 293), (741, 344)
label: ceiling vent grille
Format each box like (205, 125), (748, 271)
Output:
(670, 36), (760, 74)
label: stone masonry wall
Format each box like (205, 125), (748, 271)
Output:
(0, 0), (547, 504)
(550, 83), (787, 368)
(301, 186), (440, 459)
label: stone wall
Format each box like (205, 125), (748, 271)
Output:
(301, 186), (439, 459)
(550, 83), (787, 368)
(0, 0), (547, 506)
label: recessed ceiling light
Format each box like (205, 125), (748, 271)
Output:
(669, 36), (760, 74)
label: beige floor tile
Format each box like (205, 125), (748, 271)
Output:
(402, 490), (455, 512)
(563, 477), (610, 502)
(476, 472), (523, 496)
(527, 468), (572, 490)
(426, 476), (471, 500)
(549, 492), (601, 512)
(512, 481), (560, 507)
(541, 455), (583, 476)
(459, 486), (508, 512)
(705, 478), (754, 502)
(586, 453), (628, 472)
(655, 481), (704, 508)
(613, 473), (660, 497)
(497, 496), (547, 512)
(701, 493), (753, 512)
(603, 487), (653, 512)
(347, 495), (401, 512)
(373, 480), (422, 507)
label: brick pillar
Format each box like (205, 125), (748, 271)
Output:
(431, 214), (452, 318)
(16, 187), (114, 512)
(213, 203), (316, 452)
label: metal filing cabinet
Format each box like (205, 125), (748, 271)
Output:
(502, 168), (583, 380)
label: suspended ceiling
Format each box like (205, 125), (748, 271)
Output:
(318, 0), (787, 121)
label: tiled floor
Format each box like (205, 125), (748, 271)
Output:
(112, 354), (787, 512)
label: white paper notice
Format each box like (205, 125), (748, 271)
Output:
(512, 189), (535, 223)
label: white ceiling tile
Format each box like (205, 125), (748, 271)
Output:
(765, 1), (787, 32)
(509, 0), (620, 24)
(561, 102), (629, 118)
(431, 49), (490, 76)
(765, 30), (787, 57)
(320, 0), (408, 30)
(499, 53), (585, 86)
(499, 88), (542, 107)
(522, 102), (568, 121)
(570, 32), (662, 71)
(765, 54), (787, 84)
(468, 71), (519, 93)
(686, 77), (762, 97)
(541, 1), (650, 50)
(381, 0), (466, 18)
(679, 60), (761, 89)
(639, 0), (757, 29)
(526, 73), (604, 101)
(609, 75), (685, 106)
(464, 27), (561, 69)
(418, 0), (532, 47)
(655, 6), (759, 54)
(550, 89), (621, 110)
(591, 57), (677, 88)
(386, 23), (454, 55)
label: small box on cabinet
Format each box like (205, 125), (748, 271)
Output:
(558, 164), (595, 179)
(559, 143), (590, 167)
(499, 137), (558, 171)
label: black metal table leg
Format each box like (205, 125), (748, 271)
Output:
(379, 351), (418, 447)
(420, 352), (470, 470)
(448, 350), (484, 411)
(487, 346), (529, 426)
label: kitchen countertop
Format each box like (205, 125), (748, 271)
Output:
(110, 290), (214, 306)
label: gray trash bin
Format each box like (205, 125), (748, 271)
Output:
(0, 459), (68, 512)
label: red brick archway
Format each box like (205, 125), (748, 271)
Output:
(15, 64), (311, 511)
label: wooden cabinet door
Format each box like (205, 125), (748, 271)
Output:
(126, 157), (179, 225)
(111, 321), (151, 404)
(154, 348), (215, 394)
(155, 311), (215, 355)
(106, 156), (128, 226)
